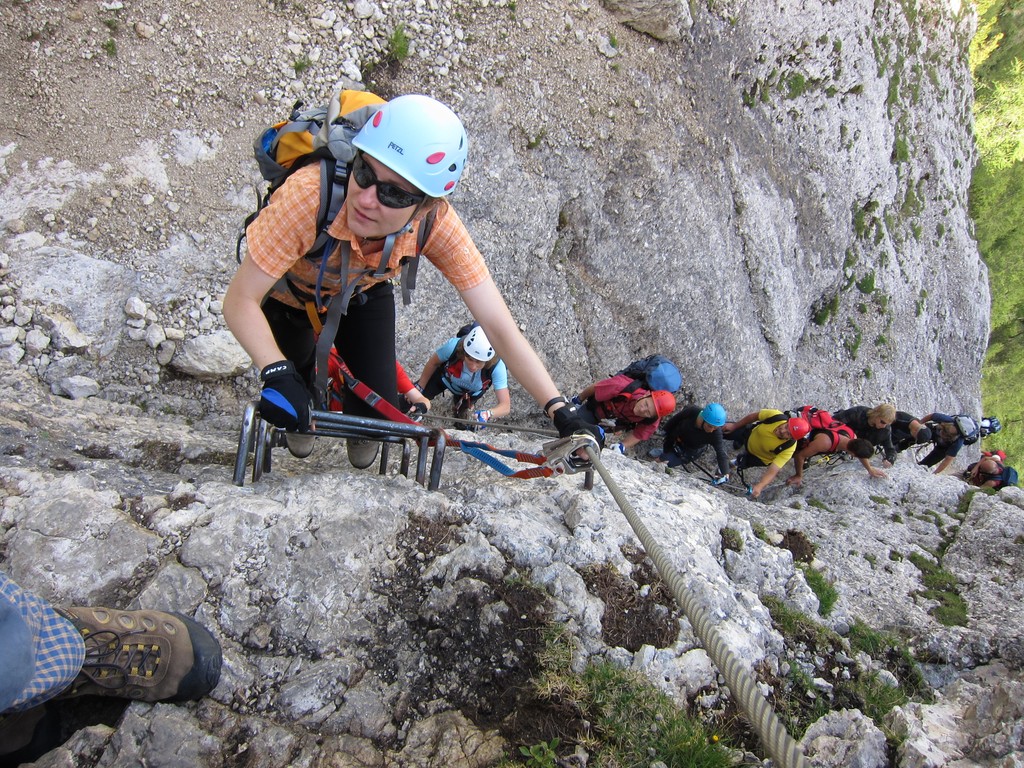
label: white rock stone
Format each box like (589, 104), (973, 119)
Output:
(169, 330), (251, 380)
(24, 329), (50, 355)
(145, 324), (167, 350)
(56, 375), (101, 399)
(0, 327), (20, 347)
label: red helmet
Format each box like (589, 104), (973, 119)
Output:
(787, 417), (811, 440)
(651, 391), (676, 418)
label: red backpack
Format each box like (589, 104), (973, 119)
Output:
(794, 406), (855, 453)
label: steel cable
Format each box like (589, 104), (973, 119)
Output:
(585, 446), (808, 768)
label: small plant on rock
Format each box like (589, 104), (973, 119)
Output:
(519, 738), (560, 768)
(800, 565), (838, 616)
(388, 24), (410, 61)
(720, 527), (744, 553)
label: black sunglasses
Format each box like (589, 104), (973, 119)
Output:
(351, 152), (425, 209)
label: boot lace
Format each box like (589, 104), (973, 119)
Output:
(79, 628), (162, 689)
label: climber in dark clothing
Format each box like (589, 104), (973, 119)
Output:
(833, 403), (896, 462)
(884, 411), (932, 464)
(656, 403), (731, 480)
(918, 413), (966, 474)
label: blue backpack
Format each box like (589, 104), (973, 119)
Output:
(615, 354), (682, 393)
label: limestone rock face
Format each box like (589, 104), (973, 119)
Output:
(1, 362), (1022, 766)
(0, 0), (985, 424)
(0, 0), (1004, 765)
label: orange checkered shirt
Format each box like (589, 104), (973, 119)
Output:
(245, 163), (491, 310)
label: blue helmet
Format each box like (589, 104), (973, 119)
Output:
(352, 94), (468, 198)
(701, 403), (727, 427)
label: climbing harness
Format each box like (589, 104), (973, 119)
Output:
(583, 445), (809, 768)
(806, 450), (850, 471)
(686, 459), (753, 495)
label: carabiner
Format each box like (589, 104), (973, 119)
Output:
(541, 433), (600, 474)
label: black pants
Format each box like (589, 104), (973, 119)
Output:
(734, 452), (768, 470)
(662, 443), (707, 469)
(262, 283), (398, 420)
(919, 445), (950, 468)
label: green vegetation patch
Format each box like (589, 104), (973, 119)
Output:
(855, 271), (876, 294)
(720, 527), (744, 553)
(847, 620), (929, 700)
(907, 552), (968, 626)
(800, 565), (838, 616)
(971, 0), (1024, 460)
(807, 497), (832, 514)
(503, 625), (734, 768)
(759, 604), (932, 738)
(388, 24), (411, 61)
(812, 293), (840, 326)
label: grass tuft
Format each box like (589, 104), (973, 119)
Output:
(511, 624), (734, 768)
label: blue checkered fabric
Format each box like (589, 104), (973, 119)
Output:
(0, 572), (84, 712)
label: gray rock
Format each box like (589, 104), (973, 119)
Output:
(24, 328), (50, 355)
(145, 323), (167, 350)
(0, 326), (20, 346)
(600, 0), (692, 40)
(169, 330), (251, 379)
(38, 310), (92, 352)
(394, 710), (504, 768)
(801, 709), (888, 768)
(0, 0), (1007, 762)
(93, 703), (223, 767)
(124, 296), (148, 320)
(886, 662), (1024, 768)
(55, 374), (100, 399)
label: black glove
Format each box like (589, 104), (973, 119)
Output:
(259, 360), (312, 432)
(552, 403), (605, 449)
(407, 402), (427, 422)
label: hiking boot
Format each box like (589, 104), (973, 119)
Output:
(347, 439), (379, 469)
(285, 432), (315, 458)
(56, 607), (222, 703)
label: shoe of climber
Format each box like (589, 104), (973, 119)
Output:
(453, 400), (471, 421)
(347, 439), (380, 469)
(285, 432), (315, 458)
(56, 606), (222, 703)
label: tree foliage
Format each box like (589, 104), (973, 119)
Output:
(971, 0), (1024, 459)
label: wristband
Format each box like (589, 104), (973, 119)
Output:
(543, 396), (568, 416)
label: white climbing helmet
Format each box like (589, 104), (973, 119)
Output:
(352, 94), (468, 198)
(462, 326), (495, 362)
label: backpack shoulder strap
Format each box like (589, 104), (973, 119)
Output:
(822, 424), (854, 453)
(772, 438), (795, 455)
(400, 208), (436, 306)
(312, 158), (344, 249)
(620, 378), (645, 396)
